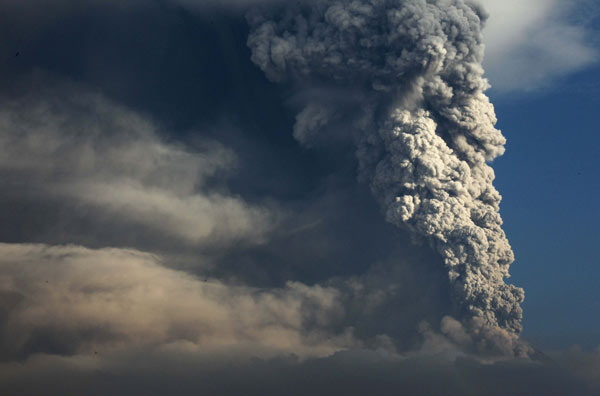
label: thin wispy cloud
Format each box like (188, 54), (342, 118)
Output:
(0, 80), (277, 248)
(481, 0), (598, 92)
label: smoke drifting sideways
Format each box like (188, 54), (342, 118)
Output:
(247, 0), (529, 356)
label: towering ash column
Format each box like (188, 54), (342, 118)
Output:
(248, 0), (526, 355)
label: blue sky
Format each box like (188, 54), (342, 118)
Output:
(493, 63), (600, 349)
(476, 0), (600, 350)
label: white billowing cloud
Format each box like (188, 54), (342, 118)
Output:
(481, 0), (598, 92)
(0, 243), (355, 359)
(0, 84), (276, 246)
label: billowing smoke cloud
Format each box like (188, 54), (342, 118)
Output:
(247, 0), (527, 355)
(0, 1), (598, 394)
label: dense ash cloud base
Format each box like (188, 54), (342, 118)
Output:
(2, 345), (600, 396)
(247, 0), (526, 355)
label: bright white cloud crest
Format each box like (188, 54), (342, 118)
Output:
(481, 0), (598, 91)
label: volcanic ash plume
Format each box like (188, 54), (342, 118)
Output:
(247, 0), (528, 355)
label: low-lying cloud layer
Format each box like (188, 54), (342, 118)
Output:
(2, 241), (600, 395)
(2, 337), (600, 396)
(0, 243), (354, 360)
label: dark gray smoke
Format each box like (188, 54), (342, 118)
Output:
(247, 0), (528, 355)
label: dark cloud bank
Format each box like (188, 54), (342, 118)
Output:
(0, 1), (598, 395)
